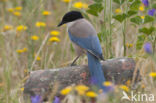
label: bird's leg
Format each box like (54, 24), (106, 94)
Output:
(70, 55), (80, 66)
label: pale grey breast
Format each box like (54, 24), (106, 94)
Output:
(68, 19), (97, 38)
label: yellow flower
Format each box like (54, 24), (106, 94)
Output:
(16, 49), (23, 53)
(60, 86), (72, 95)
(50, 30), (60, 36)
(129, 44), (133, 47)
(16, 25), (27, 31)
(139, 4), (144, 11)
(36, 56), (41, 61)
(13, 11), (21, 17)
(42, 11), (51, 16)
(86, 91), (97, 98)
(126, 80), (131, 86)
(73, 2), (83, 9)
(35, 21), (46, 27)
(49, 37), (60, 42)
(15, 6), (22, 11)
(141, 16), (145, 19)
(34, 54), (41, 61)
(3, 25), (13, 32)
(75, 85), (89, 95)
(103, 81), (112, 87)
(7, 8), (14, 12)
(115, 8), (122, 14)
(24, 69), (28, 73)
(82, 3), (88, 9)
(23, 48), (28, 52)
(62, 0), (71, 3)
(126, 43), (133, 48)
(31, 35), (39, 41)
(141, 84), (145, 89)
(119, 85), (129, 92)
(20, 87), (24, 91)
(149, 72), (156, 77)
(73, 2), (88, 9)
(16, 48), (27, 54)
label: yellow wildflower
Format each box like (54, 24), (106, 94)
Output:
(60, 86), (72, 95)
(36, 56), (41, 61)
(31, 35), (39, 41)
(75, 85), (89, 95)
(75, 85), (89, 91)
(82, 3), (88, 9)
(141, 84), (145, 89)
(141, 16), (145, 19)
(3, 25), (13, 32)
(103, 81), (112, 87)
(86, 91), (97, 98)
(126, 43), (133, 48)
(23, 48), (28, 52)
(24, 69), (28, 73)
(35, 21), (46, 27)
(115, 8), (122, 14)
(62, 0), (71, 3)
(126, 80), (131, 86)
(149, 72), (156, 77)
(50, 30), (60, 36)
(16, 49), (23, 53)
(73, 2), (88, 9)
(49, 37), (60, 42)
(139, 4), (144, 11)
(119, 85), (129, 92)
(16, 25), (27, 31)
(15, 6), (22, 11)
(42, 11), (51, 16)
(13, 11), (21, 17)
(34, 54), (41, 61)
(7, 8), (14, 12)
(129, 44), (133, 47)
(16, 48), (27, 53)
(20, 88), (24, 91)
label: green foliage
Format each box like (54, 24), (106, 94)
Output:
(113, 0), (125, 5)
(136, 34), (145, 50)
(87, 3), (103, 16)
(130, 15), (154, 25)
(113, 13), (127, 22)
(97, 32), (103, 42)
(130, 16), (142, 25)
(128, 0), (134, 2)
(127, 10), (137, 17)
(130, 0), (141, 11)
(144, 15), (154, 24)
(152, 4), (156, 9)
(139, 27), (155, 35)
(93, 0), (103, 2)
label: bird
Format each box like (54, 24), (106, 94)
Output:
(57, 11), (106, 91)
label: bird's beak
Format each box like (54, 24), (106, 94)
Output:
(57, 21), (64, 27)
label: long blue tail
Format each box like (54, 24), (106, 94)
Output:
(87, 52), (105, 90)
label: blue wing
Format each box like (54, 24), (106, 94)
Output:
(68, 31), (103, 59)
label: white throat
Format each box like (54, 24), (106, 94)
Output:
(67, 21), (76, 28)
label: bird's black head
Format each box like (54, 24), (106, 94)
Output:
(57, 11), (83, 27)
